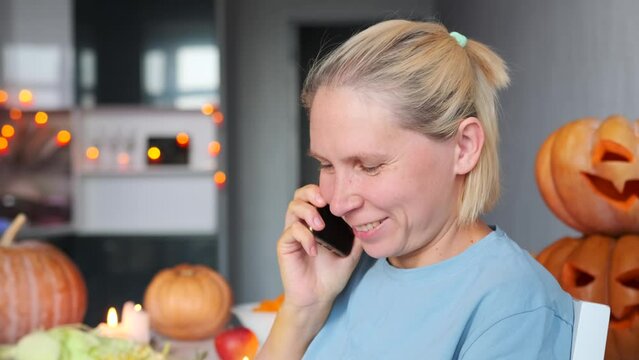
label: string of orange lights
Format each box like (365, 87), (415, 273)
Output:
(1, 90), (227, 189)
(0, 89), (72, 159)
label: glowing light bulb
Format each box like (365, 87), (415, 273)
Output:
(34, 111), (48, 126)
(9, 108), (22, 121)
(214, 171), (227, 188)
(147, 146), (161, 160)
(18, 89), (33, 105)
(1, 125), (15, 139)
(117, 152), (130, 166)
(208, 141), (221, 156)
(0, 137), (8, 152)
(201, 103), (215, 116)
(106, 307), (118, 327)
(56, 130), (72, 146)
(213, 111), (224, 125)
(176, 132), (190, 147)
(86, 146), (100, 160)
(0, 90), (8, 104)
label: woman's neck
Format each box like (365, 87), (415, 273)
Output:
(388, 220), (492, 269)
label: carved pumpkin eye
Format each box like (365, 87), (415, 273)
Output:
(563, 263), (595, 287)
(617, 269), (639, 290)
(593, 140), (634, 163)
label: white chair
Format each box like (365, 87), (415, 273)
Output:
(571, 300), (610, 360)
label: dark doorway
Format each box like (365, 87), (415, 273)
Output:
(297, 24), (370, 186)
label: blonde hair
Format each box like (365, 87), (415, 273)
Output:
(302, 19), (510, 226)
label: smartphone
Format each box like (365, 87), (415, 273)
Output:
(313, 206), (354, 257)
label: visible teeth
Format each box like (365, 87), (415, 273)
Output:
(355, 221), (381, 232)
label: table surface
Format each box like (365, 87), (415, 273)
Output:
(153, 302), (277, 360)
(153, 334), (219, 360)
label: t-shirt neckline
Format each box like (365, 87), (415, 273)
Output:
(379, 226), (504, 281)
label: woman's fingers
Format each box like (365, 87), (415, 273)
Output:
(279, 221), (318, 257)
(286, 200), (324, 231)
(293, 184), (327, 207)
(285, 185), (327, 230)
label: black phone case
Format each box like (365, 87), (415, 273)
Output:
(313, 206), (354, 257)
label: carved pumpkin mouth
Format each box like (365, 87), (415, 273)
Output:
(583, 173), (639, 210)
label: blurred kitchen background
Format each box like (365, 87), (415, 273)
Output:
(2, 0), (639, 326)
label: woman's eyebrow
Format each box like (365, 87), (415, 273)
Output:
(348, 153), (387, 162)
(307, 149), (325, 161)
(308, 149), (388, 163)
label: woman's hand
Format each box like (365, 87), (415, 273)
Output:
(258, 185), (362, 359)
(277, 184), (363, 311)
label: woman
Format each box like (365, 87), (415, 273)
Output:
(259, 19), (573, 359)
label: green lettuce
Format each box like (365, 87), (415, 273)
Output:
(0, 326), (170, 360)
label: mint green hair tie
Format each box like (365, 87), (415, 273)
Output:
(449, 31), (468, 48)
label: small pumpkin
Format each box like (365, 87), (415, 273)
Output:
(536, 115), (639, 236)
(537, 234), (639, 359)
(143, 263), (232, 340)
(0, 214), (88, 344)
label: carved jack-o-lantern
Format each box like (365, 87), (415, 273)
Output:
(537, 234), (639, 359)
(536, 115), (639, 236)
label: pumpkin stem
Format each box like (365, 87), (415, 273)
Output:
(0, 213), (27, 247)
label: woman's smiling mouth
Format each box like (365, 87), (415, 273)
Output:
(351, 218), (388, 238)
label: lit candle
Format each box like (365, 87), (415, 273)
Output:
(120, 301), (150, 343)
(96, 307), (128, 339)
(96, 302), (150, 343)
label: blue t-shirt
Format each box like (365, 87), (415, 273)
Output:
(304, 227), (574, 359)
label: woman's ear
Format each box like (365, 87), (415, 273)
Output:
(454, 117), (484, 175)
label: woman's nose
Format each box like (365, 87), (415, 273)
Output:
(326, 175), (363, 217)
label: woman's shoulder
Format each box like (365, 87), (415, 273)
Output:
(472, 227), (574, 325)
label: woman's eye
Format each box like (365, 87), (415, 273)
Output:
(360, 164), (382, 175)
(318, 163), (334, 172)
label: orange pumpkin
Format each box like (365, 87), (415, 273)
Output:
(0, 214), (88, 344)
(143, 263), (232, 340)
(536, 115), (639, 236)
(537, 234), (639, 359)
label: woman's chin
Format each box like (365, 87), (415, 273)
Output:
(361, 243), (394, 259)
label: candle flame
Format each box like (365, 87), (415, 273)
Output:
(242, 357), (249, 360)
(134, 304), (142, 311)
(107, 307), (118, 327)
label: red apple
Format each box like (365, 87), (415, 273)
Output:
(214, 327), (259, 360)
